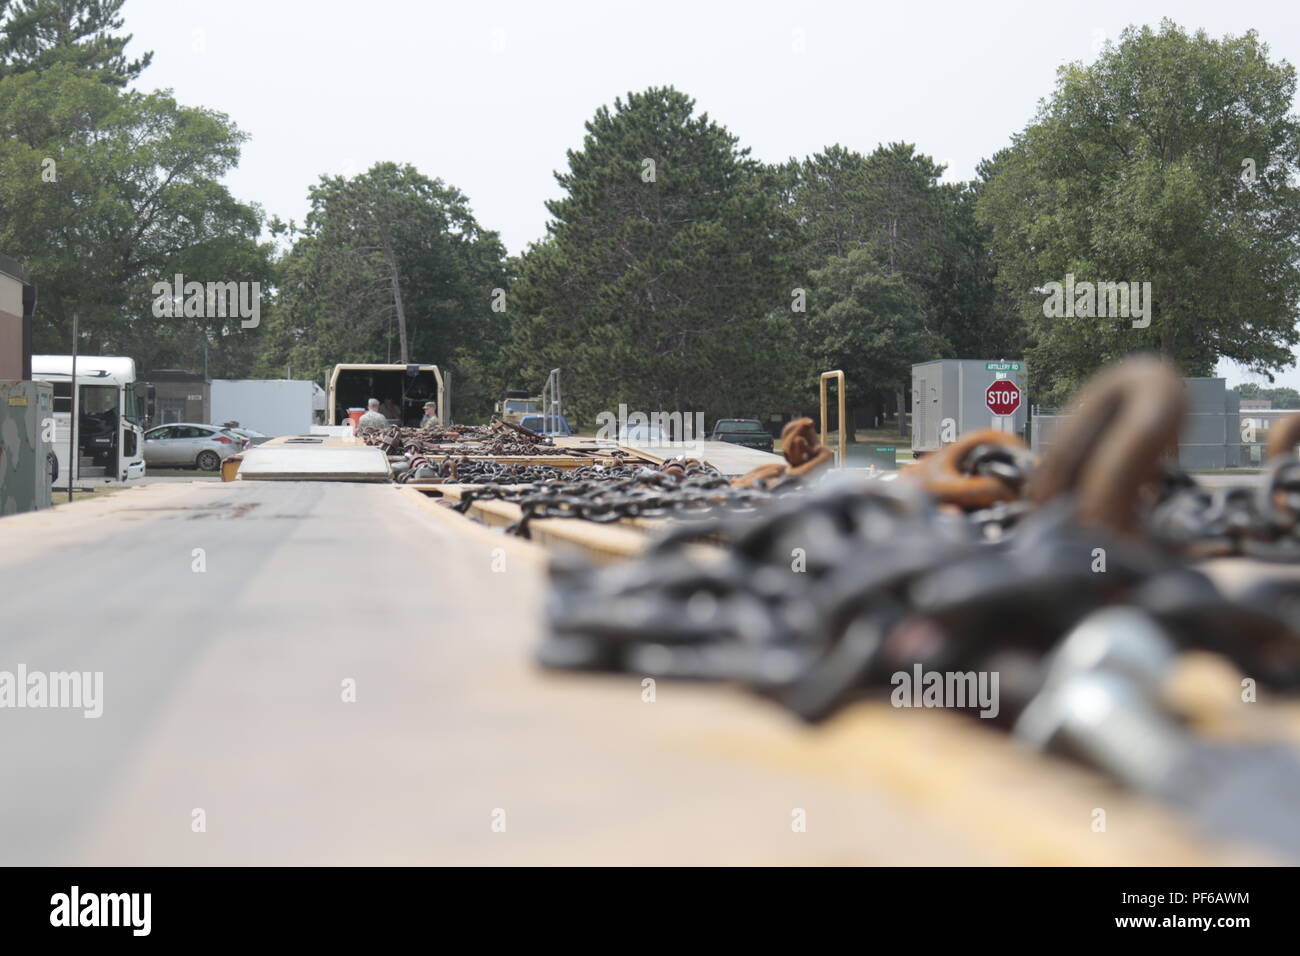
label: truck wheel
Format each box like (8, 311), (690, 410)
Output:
(196, 451), (220, 472)
(47, 452), (58, 483)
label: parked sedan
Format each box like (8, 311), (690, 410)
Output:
(143, 423), (246, 471)
(709, 418), (774, 451)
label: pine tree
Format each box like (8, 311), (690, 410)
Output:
(509, 87), (804, 426)
(0, 0), (151, 86)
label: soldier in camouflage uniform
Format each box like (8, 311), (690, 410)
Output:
(356, 398), (388, 430)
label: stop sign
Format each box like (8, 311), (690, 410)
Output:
(986, 379), (1021, 416)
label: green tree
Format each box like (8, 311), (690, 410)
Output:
(786, 142), (1018, 429)
(0, 0), (151, 86)
(805, 246), (944, 415)
(508, 87), (804, 429)
(0, 65), (270, 374)
(930, 178), (1022, 360)
(261, 163), (509, 419)
(978, 20), (1300, 405)
(1231, 383), (1300, 409)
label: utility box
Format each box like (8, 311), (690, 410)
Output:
(0, 380), (53, 515)
(911, 360), (1030, 455)
(1182, 378), (1241, 469)
(1032, 376), (1241, 470)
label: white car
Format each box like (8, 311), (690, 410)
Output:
(143, 423), (247, 471)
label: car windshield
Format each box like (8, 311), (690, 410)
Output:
(716, 421), (764, 434)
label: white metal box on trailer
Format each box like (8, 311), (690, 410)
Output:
(911, 359), (1030, 454)
(210, 380), (317, 437)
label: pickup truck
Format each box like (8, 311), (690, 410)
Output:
(709, 419), (774, 452)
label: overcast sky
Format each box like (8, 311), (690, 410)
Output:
(123, 0), (1300, 388)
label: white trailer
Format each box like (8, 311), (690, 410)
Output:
(210, 379), (322, 437)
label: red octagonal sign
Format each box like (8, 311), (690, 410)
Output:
(986, 379), (1021, 416)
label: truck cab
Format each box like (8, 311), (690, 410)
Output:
(494, 390), (542, 424)
(31, 355), (148, 485)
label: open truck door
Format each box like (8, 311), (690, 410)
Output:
(327, 364), (446, 427)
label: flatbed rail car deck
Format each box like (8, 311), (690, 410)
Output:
(0, 477), (1282, 865)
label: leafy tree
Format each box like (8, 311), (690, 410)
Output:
(787, 143), (946, 281)
(786, 142), (1018, 429)
(508, 87), (804, 429)
(0, 65), (270, 373)
(0, 0), (151, 86)
(930, 178), (1022, 360)
(1231, 382), (1300, 409)
(978, 20), (1300, 405)
(805, 246), (944, 413)
(784, 145), (874, 273)
(261, 163), (509, 419)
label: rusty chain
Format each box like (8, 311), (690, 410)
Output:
(533, 356), (1300, 855)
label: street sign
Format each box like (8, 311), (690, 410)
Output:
(985, 361), (1022, 372)
(986, 379), (1021, 416)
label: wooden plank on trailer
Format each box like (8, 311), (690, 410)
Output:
(618, 438), (786, 476)
(426, 484), (654, 563)
(396, 485), (546, 569)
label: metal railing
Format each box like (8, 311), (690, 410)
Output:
(819, 370), (845, 468)
(542, 368), (562, 434)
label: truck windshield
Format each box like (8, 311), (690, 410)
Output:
(716, 421), (764, 433)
